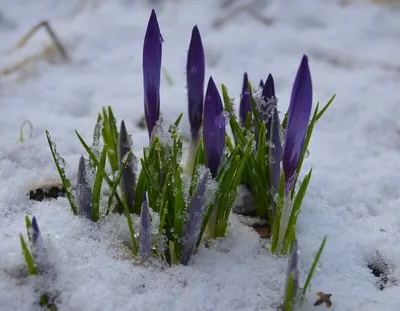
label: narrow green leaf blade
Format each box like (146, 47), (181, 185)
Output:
(302, 235), (327, 295)
(45, 130), (78, 215)
(92, 144), (107, 222)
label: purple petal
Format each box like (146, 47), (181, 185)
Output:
(259, 79), (264, 88)
(283, 239), (299, 304)
(181, 170), (209, 265)
(283, 55), (312, 193)
(31, 216), (40, 245)
(203, 77), (225, 178)
(143, 9), (163, 138)
(239, 72), (251, 126)
(119, 120), (136, 213)
(140, 193), (151, 256)
(187, 25), (205, 140)
(77, 156), (92, 219)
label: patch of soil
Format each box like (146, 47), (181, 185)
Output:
(29, 184), (65, 201)
(366, 252), (397, 290)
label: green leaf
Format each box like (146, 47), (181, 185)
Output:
(302, 235), (327, 295)
(316, 94), (335, 121)
(284, 273), (295, 311)
(25, 215), (32, 242)
(122, 191), (137, 255)
(248, 81), (261, 134)
(169, 240), (178, 265)
(221, 84), (234, 113)
(92, 144), (107, 222)
(20, 120), (33, 143)
(281, 112), (288, 129)
(75, 130), (124, 209)
(256, 122), (267, 181)
(170, 113), (184, 132)
(45, 130), (78, 215)
(231, 134), (255, 190)
(270, 171), (285, 253)
(101, 106), (119, 174)
(173, 165), (184, 257)
(106, 150), (132, 215)
(285, 169), (312, 251)
(158, 172), (171, 233)
(292, 103), (319, 199)
(20, 234), (37, 275)
(189, 138), (206, 197)
(133, 169), (148, 215)
(244, 111), (252, 131)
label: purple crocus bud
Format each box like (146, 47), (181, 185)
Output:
(259, 79), (264, 89)
(239, 72), (251, 126)
(263, 74), (282, 192)
(140, 193), (151, 256)
(76, 156), (92, 219)
(119, 120), (136, 214)
(283, 55), (312, 194)
(262, 74), (275, 101)
(255, 74), (277, 148)
(181, 169), (209, 265)
(283, 239), (299, 307)
(203, 77), (226, 178)
(31, 217), (49, 273)
(187, 25), (205, 140)
(31, 217), (40, 245)
(143, 9), (163, 138)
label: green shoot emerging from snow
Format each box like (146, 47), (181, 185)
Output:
(45, 130), (78, 215)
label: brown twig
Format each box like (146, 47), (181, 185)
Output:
(12, 20), (69, 61)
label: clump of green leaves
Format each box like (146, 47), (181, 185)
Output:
(224, 67), (335, 255)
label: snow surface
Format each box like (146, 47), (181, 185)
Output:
(1, 0), (400, 310)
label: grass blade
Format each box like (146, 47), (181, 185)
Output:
(106, 150), (132, 215)
(122, 192), (137, 255)
(92, 144), (107, 222)
(75, 130), (124, 209)
(302, 235), (327, 295)
(20, 234), (37, 275)
(45, 130), (77, 215)
(316, 94), (335, 121)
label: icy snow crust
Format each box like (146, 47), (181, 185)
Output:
(1, 0), (400, 310)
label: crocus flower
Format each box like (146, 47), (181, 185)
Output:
(282, 239), (299, 309)
(239, 72), (251, 126)
(76, 156), (92, 219)
(187, 25), (205, 141)
(282, 55), (312, 194)
(140, 193), (151, 256)
(181, 170), (209, 265)
(143, 9), (163, 138)
(119, 120), (136, 214)
(259, 79), (264, 88)
(203, 77), (225, 178)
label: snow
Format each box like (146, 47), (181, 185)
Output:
(1, 0), (400, 310)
